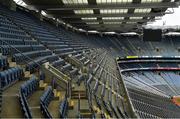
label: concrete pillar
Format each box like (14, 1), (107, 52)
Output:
(31, 10), (43, 21)
(38, 10), (43, 21)
(0, 0), (16, 11)
(55, 19), (59, 27)
(72, 28), (75, 32)
(100, 32), (103, 37)
(65, 25), (68, 30)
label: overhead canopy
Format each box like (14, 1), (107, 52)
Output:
(23, 0), (180, 33)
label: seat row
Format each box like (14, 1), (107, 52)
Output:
(19, 91), (32, 118)
(0, 45), (45, 55)
(0, 37), (39, 45)
(0, 56), (8, 70)
(20, 76), (39, 97)
(0, 67), (23, 89)
(59, 97), (68, 118)
(40, 86), (54, 118)
(12, 50), (52, 64)
(26, 55), (59, 73)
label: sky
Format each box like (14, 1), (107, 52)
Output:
(148, 7), (180, 26)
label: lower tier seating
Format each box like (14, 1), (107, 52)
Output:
(19, 76), (39, 118)
(40, 86), (54, 118)
(0, 66), (23, 89)
(59, 97), (68, 118)
(0, 56), (8, 70)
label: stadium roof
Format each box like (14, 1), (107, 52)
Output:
(22, 0), (180, 33)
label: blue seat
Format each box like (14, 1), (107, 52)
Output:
(0, 56), (8, 69)
(19, 91), (33, 118)
(40, 86), (54, 106)
(20, 75), (39, 97)
(0, 67), (23, 89)
(51, 59), (65, 67)
(0, 72), (8, 87)
(40, 86), (54, 118)
(62, 64), (72, 71)
(59, 98), (68, 118)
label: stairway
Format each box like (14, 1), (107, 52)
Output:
(1, 80), (27, 118)
(28, 89), (44, 118)
(67, 82), (93, 118)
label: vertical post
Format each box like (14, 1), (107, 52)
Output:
(56, 18), (59, 27)
(67, 81), (71, 98)
(78, 93), (81, 118)
(39, 10), (43, 21)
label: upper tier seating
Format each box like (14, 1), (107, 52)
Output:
(0, 45), (46, 55)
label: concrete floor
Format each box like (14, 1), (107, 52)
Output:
(28, 90), (44, 118)
(1, 80), (26, 118)
(48, 100), (60, 118)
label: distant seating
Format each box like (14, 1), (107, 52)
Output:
(12, 50), (52, 63)
(26, 55), (59, 73)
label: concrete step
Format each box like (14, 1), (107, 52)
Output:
(80, 109), (92, 118)
(39, 80), (48, 90)
(68, 100), (74, 110)
(8, 58), (17, 67)
(71, 95), (87, 99)
(71, 90), (87, 99)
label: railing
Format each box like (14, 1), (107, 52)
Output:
(42, 63), (72, 98)
(115, 59), (138, 118)
(65, 55), (83, 69)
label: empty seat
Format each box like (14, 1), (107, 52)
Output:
(26, 55), (58, 73)
(0, 67), (23, 89)
(40, 86), (54, 106)
(59, 98), (68, 118)
(19, 92), (33, 118)
(62, 64), (72, 71)
(51, 59), (65, 67)
(0, 56), (8, 69)
(40, 86), (54, 118)
(20, 75), (39, 97)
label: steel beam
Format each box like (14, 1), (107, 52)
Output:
(29, 2), (180, 10)
(68, 19), (154, 23)
(56, 12), (165, 18)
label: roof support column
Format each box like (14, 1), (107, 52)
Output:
(56, 18), (59, 27)
(38, 10), (43, 21)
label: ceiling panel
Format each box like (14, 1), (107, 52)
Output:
(22, 0), (180, 33)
